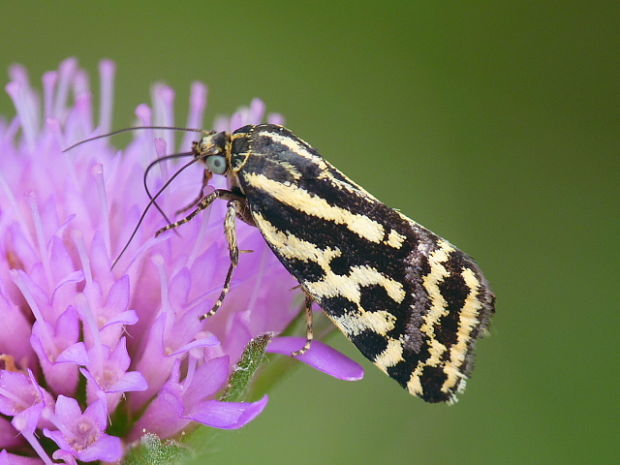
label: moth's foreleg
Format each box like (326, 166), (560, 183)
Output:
(291, 295), (315, 357)
(175, 170), (213, 215)
(200, 200), (240, 320)
(155, 188), (241, 236)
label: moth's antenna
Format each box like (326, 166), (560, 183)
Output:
(63, 126), (203, 152)
(112, 156), (200, 269)
(143, 151), (195, 226)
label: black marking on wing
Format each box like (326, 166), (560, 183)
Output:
(350, 330), (389, 361)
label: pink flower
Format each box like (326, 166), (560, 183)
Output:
(43, 397), (122, 463)
(0, 58), (363, 464)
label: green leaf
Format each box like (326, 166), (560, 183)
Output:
(219, 333), (273, 402)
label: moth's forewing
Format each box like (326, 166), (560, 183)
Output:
(230, 124), (495, 402)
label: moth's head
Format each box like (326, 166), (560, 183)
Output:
(193, 131), (230, 175)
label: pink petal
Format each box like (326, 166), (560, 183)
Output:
(168, 334), (220, 356)
(182, 356), (230, 405)
(185, 396), (269, 430)
(77, 434), (122, 463)
(128, 386), (187, 440)
(0, 295), (35, 371)
(109, 371), (148, 393)
(36, 356), (79, 396)
(11, 403), (43, 435)
(0, 450), (44, 465)
(54, 305), (80, 343)
(109, 337), (131, 371)
(42, 429), (70, 452)
(0, 372), (48, 418)
(50, 270), (83, 304)
(267, 337), (364, 381)
(267, 113), (285, 125)
(83, 399), (107, 431)
(55, 342), (88, 365)
(53, 396), (81, 425)
(104, 275), (129, 311)
(100, 310), (138, 328)
(51, 450), (77, 465)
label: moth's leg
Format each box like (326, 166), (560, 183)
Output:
(155, 189), (243, 236)
(175, 170), (213, 215)
(291, 295), (315, 356)
(200, 200), (240, 320)
(156, 189), (219, 236)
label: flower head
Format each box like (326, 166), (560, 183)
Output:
(0, 59), (363, 464)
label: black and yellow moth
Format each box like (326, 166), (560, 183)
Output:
(154, 123), (496, 404)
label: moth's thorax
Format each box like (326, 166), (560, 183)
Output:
(229, 124), (257, 173)
(229, 123), (295, 172)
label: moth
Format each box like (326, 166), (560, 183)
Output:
(67, 123), (495, 403)
(156, 123), (496, 403)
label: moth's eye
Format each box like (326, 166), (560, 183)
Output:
(206, 155), (227, 174)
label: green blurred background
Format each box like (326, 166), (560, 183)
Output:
(1, 1), (617, 464)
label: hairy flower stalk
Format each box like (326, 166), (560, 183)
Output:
(0, 59), (363, 465)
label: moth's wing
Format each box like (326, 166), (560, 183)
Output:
(235, 125), (495, 402)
